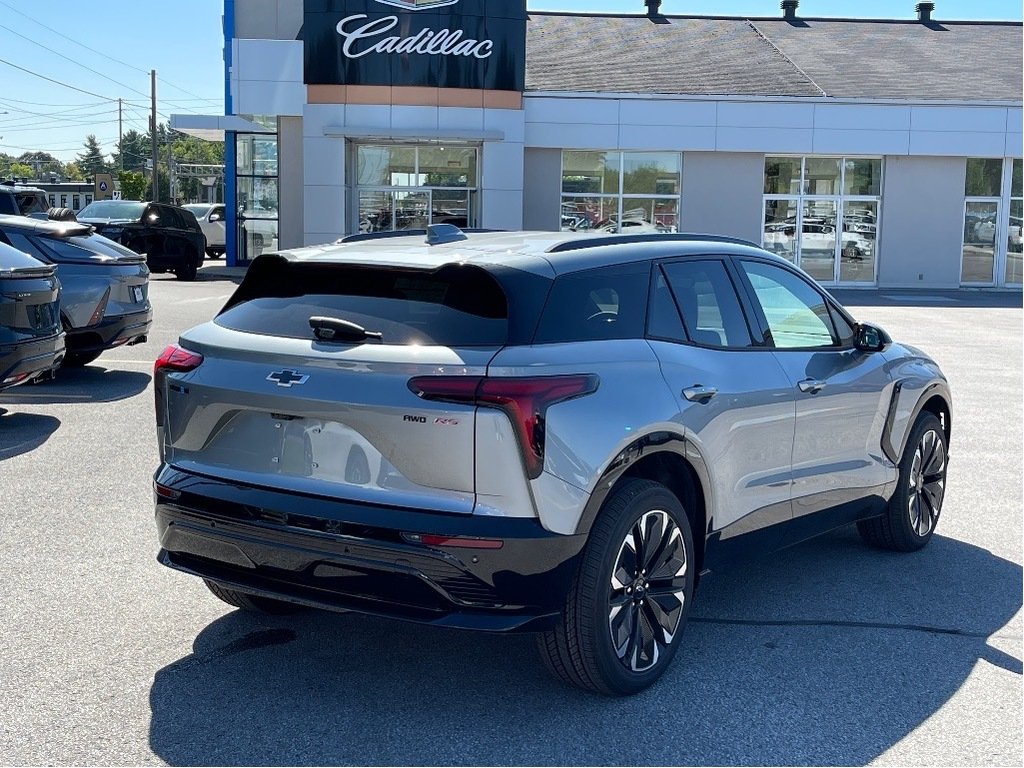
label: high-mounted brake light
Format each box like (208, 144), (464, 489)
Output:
(154, 344), (204, 376)
(408, 374), (599, 479)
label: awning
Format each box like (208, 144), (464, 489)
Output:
(169, 114), (275, 141)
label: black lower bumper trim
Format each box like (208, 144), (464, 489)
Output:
(68, 309), (152, 353)
(153, 465), (586, 633)
(0, 333), (65, 388)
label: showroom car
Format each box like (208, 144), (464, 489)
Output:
(78, 200), (206, 281)
(0, 239), (64, 389)
(151, 227), (952, 696)
(0, 215), (152, 368)
(183, 203), (227, 258)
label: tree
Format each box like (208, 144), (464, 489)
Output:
(17, 151), (63, 179)
(117, 170), (147, 201)
(6, 162), (34, 180)
(113, 129), (150, 173)
(77, 135), (110, 177)
(63, 161), (86, 181)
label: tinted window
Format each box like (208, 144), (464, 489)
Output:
(740, 261), (838, 349)
(2, 231), (50, 262)
(217, 264), (508, 347)
(647, 268), (686, 342)
(534, 263), (650, 343)
(79, 201), (146, 220)
(36, 234), (140, 262)
(662, 260), (753, 348)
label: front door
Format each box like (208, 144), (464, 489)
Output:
(734, 258), (896, 539)
(648, 258), (796, 566)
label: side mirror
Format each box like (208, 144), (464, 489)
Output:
(209, 213), (222, 222)
(854, 322), (892, 353)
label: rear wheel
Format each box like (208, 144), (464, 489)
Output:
(858, 412), (947, 551)
(175, 253), (199, 281)
(537, 479), (695, 695)
(203, 579), (302, 615)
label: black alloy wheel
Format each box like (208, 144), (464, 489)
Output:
(858, 411), (947, 552)
(537, 479), (695, 695)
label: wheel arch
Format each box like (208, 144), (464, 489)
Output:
(882, 380), (952, 464)
(575, 431), (712, 579)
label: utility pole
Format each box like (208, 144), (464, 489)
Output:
(150, 69), (159, 202)
(118, 98), (123, 172)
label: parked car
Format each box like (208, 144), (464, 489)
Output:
(152, 228), (952, 696)
(184, 204), (227, 258)
(0, 183), (76, 222)
(0, 215), (152, 368)
(0, 240), (64, 389)
(78, 200), (206, 281)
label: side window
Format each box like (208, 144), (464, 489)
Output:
(662, 260), (753, 348)
(739, 260), (838, 349)
(534, 263), (650, 343)
(647, 268), (686, 342)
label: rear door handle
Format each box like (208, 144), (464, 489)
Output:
(683, 385), (718, 403)
(798, 379), (827, 394)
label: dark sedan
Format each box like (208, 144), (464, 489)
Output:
(0, 241), (64, 389)
(78, 200), (206, 281)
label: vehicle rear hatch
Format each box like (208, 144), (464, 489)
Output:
(158, 254), (511, 514)
(0, 251), (60, 347)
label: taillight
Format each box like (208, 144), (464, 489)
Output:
(408, 374), (599, 479)
(154, 344), (203, 430)
(154, 344), (203, 376)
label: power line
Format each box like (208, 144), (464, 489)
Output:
(0, 56), (114, 100)
(0, 21), (150, 98)
(0, 97), (110, 108)
(0, 0), (221, 105)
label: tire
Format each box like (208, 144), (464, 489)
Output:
(203, 579), (302, 615)
(61, 350), (102, 368)
(858, 412), (947, 552)
(175, 255), (199, 281)
(47, 207), (77, 222)
(536, 479), (695, 696)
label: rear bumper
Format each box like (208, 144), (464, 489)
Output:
(153, 465), (587, 632)
(68, 308), (152, 353)
(0, 332), (65, 389)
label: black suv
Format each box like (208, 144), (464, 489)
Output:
(78, 200), (206, 281)
(0, 183), (51, 217)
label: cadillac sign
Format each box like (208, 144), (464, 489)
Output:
(304, 0), (527, 91)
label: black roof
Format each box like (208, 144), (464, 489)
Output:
(525, 13), (1023, 100)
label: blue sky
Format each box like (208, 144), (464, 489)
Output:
(0, 0), (1020, 162)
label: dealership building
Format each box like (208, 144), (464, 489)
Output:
(172, 0), (1023, 289)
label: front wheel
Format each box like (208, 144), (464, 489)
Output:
(537, 479), (695, 696)
(175, 255), (199, 281)
(858, 411), (948, 551)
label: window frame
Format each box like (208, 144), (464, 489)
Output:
(762, 155), (883, 286)
(560, 150), (682, 235)
(962, 157), (1024, 287)
(646, 256), (763, 351)
(732, 256), (856, 352)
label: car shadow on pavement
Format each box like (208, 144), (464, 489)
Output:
(0, 366), (151, 406)
(829, 289), (1022, 309)
(148, 527), (1021, 767)
(0, 410), (60, 461)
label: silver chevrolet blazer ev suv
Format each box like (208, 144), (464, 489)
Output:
(152, 228), (952, 695)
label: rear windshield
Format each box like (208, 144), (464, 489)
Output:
(15, 191), (49, 216)
(79, 201), (146, 220)
(217, 262), (509, 347)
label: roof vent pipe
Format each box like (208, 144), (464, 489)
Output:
(916, 2), (935, 21)
(645, 0), (662, 17)
(781, 0), (798, 19)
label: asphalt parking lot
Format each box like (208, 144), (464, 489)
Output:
(0, 273), (1020, 766)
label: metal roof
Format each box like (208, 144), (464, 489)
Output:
(525, 13), (1023, 101)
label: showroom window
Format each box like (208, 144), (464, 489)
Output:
(763, 156), (882, 284)
(560, 151), (681, 234)
(962, 158), (1022, 286)
(236, 132), (279, 262)
(355, 145), (478, 233)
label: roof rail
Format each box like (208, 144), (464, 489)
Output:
(338, 228), (504, 245)
(546, 233), (760, 254)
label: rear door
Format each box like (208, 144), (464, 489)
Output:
(733, 258), (895, 533)
(648, 258), (796, 563)
(160, 261), (511, 514)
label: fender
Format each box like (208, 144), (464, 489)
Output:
(573, 430), (713, 539)
(881, 379), (952, 464)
